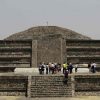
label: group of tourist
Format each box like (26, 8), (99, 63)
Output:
(38, 62), (61, 75)
(38, 62), (76, 75)
(38, 62), (97, 74)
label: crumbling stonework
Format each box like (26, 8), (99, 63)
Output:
(0, 76), (28, 96)
(5, 26), (91, 40)
(0, 40), (32, 71)
(66, 40), (100, 64)
(37, 38), (66, 65)
(75, 75), (100, 96)
(4, 26), (92, 66)
(30, 75), (72, 97)
(0, 74), (100, 97)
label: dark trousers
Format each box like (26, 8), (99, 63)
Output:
(39, 69), (42, 74)
(63, 77), (68, 85)
(63, 68), (66, 74)
(70, 68), (72, 74)
(75, 68), (77, 73)
(46, 69), (48, 74)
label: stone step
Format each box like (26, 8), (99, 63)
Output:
(30, 76), (72, 97)
(31, 84), (72, 86)
(31, 89), (72, 92)
(31, 82), (71, 84)
(31, 87), (72, 90)
(31, 94), (72, 97)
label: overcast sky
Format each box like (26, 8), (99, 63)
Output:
(0, 0), (100, 39)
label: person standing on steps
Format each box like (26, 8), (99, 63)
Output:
(88, 62), (91, 73)
(38, 63), (42, 74)
(46, 63), (49, 74)
(63, 69), (69, 86)
(91, 62), (96, 73)
(63, 62), (68, 74)
(41, 62), (45, 74)
(75, 63), (78, 73)
(69, 63), (73, 74)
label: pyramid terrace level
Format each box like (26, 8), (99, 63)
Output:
(0, 39), (100, 72)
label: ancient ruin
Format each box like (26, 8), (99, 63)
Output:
(0, 26), (100, 97)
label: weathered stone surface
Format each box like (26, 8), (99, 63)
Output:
(0, 40), (32, 70)
(5, 26), (91, 40)
(30, 75), (72, 97)
(4, 26), (91, 65)
(66, 40), (100, 64)
(75, 75), (100, 96)
(0, 76), (28, 96)
(1, 74), (100, 97)
(37, 38), (63, 64)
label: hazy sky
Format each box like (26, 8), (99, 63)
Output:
(0, 0), (100, 39)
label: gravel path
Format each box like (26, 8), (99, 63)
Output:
(0, 96), (100, 100)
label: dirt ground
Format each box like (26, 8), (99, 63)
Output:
(0, 96), (100, 100)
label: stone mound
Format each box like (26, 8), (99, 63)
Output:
(5, 26), (91, 40)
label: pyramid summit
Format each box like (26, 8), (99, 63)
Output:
(5, 26), (91, 40)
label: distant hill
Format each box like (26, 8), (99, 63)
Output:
(5, 26), (91, 40)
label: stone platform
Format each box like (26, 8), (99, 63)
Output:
(0, 73), (100, 97)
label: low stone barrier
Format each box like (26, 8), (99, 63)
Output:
(0, 74), (100, 97)
(0, 75), (28, 96)
(75, 74), (100, 96)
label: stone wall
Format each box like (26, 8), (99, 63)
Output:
(0, 76), (28, 96)
(75, 75), (100, 96)
(0, 74), (100, 97)
(37, 38), (66, 65)
(66, 40), (100, 64)
(0, 40), (32, 70)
